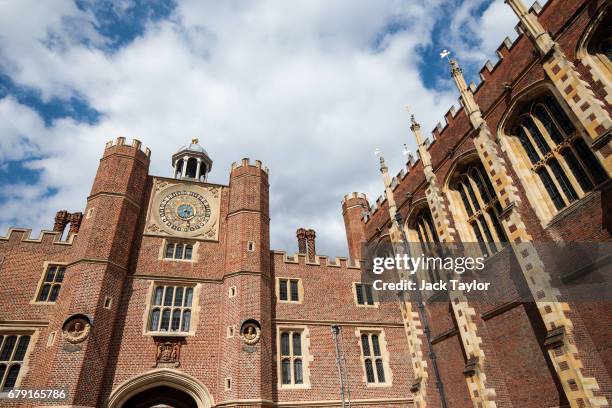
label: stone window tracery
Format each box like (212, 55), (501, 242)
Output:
(405, 207), (442, 283)
(450, 162), (507, 257)
(354, 283), (377, 306)
(510, 94), (607, 214)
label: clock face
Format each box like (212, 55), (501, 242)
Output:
(158, 191), (212, 233)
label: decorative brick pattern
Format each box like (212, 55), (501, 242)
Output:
(452, 49), (609, 407)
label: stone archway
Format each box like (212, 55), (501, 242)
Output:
(106, 369), (214, 408)
(122, 385), (197, 408)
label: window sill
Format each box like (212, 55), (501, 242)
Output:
(278, 300), (302, 304)
(147, 331), (193, 337)
(365, 382), (392, 388)
(355, 303), (379, 308)
(32, 301), (57, 305)
(279, 384), (311, 390)
(162, 258), (195, 263)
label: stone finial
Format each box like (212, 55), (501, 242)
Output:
(449, 58), (462, 76)
(410, 114), (420, 131)
(379, 155), (388, 173)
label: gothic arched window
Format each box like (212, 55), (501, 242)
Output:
(586, 8), (612, 74)
(413, 208), (439, 254)
(511, 94), (607, 214)
(406, 206), (441, 282)
(451, 161), (507, 256)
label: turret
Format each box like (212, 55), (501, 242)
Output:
(218, 158), (272, 404)
(45, 137), (150, 406)
(341, 192), (369, 260)
(225, 158), (270, 274)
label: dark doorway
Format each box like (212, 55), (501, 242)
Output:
(121, 385), (198, 408)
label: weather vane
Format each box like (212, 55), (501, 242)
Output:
(440, 49), (451, 61)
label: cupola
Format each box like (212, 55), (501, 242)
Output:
(171, 138), (213, 182)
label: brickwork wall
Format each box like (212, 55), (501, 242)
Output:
(271, 252), (413, 405)
(0, 231), (75, 406)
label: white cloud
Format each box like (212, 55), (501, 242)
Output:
(443, 0), (519, 73)
(0, 0), (515, 257)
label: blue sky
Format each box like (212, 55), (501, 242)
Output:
(0, 0), (523, 256)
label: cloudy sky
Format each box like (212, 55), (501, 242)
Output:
(0, 0), (526, 257)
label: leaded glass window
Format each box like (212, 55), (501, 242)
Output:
(148, 285), (195, 334)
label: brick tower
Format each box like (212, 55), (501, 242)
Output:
(44, 137), (151, 406)
(341, 192), (369, 260)
(219, 158), (272, 406)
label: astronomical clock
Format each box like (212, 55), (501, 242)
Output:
(144, 178), (221, 240)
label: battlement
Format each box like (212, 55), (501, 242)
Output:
(469, 0), (553, 105)
(341, 192), (368, 205)
(231, 158), (270, 174)
(406, 0), (558, 158)
(369, 193), (387, 218)
(272, 250), (361, 269)
(104, 137), (152, 158)
(359, 0), (566, 234)
(0, 228), (76, 246)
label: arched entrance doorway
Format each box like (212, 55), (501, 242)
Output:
(107, 369), (213, 408)
(121, 385), (197, 408)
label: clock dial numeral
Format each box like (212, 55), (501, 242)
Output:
(158, 191), (212, 233)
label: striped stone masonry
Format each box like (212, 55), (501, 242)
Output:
(411, 116), (498, 408)
(452, 53), (608, 408)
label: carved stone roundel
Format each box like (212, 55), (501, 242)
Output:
(62, 317), (91, 344)
(241, 323), (261, 346)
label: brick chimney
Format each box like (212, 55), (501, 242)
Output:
(68, 212), (83, 234)
(53, 210), (70, 233)
(296, 228), (307, 254)
(305, 229), (316, 261)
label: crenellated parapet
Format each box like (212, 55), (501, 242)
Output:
(230, 157), (270, 175)
(272, 251), (361, 269)
(0, 228), (76, 246)
(341, 191), (367, 205)
(104, 136), (151, 159)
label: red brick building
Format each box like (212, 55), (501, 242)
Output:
(0, 0), (610, 407)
